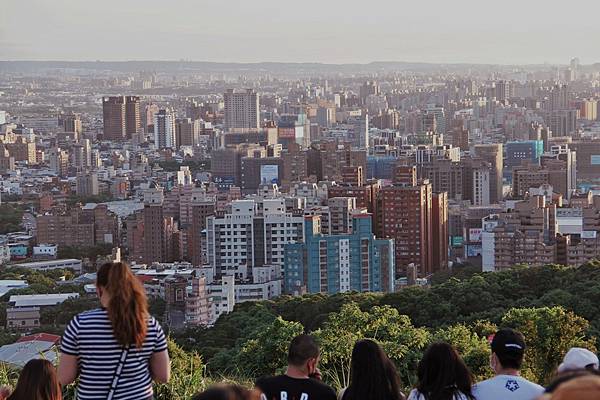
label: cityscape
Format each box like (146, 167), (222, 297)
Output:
(2, 1), (600, 399)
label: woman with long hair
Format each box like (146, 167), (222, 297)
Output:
(58, 262), (170, 399)
(340, 339), (405, 400)
(408, 342), (475, 400)
(192, 384), (250, 400)
(0, 359), (62, 400)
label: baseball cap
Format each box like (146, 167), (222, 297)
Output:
(558, 348), (599, 373)
(491, 328), (526, 356)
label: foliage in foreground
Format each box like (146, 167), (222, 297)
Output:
(173, 262), (600, 389)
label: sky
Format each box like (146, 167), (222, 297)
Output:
(1, 0), (599, 65)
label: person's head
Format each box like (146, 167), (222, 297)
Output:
(490, 328), (526, 373)
(191, 384), (249, 400)
(96, 262), (148, 348)
(416, 342), (474, 400)
(7, 359), (61, 400)
(542, 375), (600, 400)
(345, 339), (404, 400)
(287, 334), (320, 376)
(545, 369), (600, 394)
(558, 348), (599, 373)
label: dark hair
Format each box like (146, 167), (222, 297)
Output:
(191, 384), (249, 400)
(96, 262), (148, 348)
(491, 328), (526, 370)
(545, 369), (600, 393)
(287, 334), (319, 367)
(416, 342), (475, 400)
(7, 359), (61, 400)
(343, 339), (404, 400)
(288, 334), (319, 367)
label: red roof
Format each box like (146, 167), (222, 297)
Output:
(136, 275), (154, 283)
(17, 333), (61, 344)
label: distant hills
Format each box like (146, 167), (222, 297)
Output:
(0, 60), (566, 75)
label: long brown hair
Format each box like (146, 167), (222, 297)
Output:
(96, 262), (148, 348)
(8, 359), (61, 400)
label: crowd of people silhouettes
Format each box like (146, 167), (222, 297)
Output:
(0, 262), (599, 400)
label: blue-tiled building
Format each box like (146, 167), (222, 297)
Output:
(504, 140), (544, 179)
(367, 155), (397, 180)
(283, 214), (395, 295)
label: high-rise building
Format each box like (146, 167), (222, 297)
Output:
(432, 192), (449, 271)
(187, 190), (216, 267)
(224, 89), (260, 130)
(504, 140), (544, 170)
(473, 144), (503, 204)
(102, 96), (141, 141)
(206, 199), (304, 277)
(176, 118), (200, 148)
(143, 187), (176, 264)
(61, 111), (82, 138)
(359, 81), (380, 105)
(549, 109), (578, 136)
(377, 166), (444, 276)
(283, 214), (395, 295)
(495, 80), (511, 101)
(76, 173), (99, 197)
(548, 84), (570, 112)
(154, 108), (176, 149)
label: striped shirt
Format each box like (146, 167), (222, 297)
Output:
(61, 308), (168, 400)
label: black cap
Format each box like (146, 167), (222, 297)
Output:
(491, 328), (526, 356)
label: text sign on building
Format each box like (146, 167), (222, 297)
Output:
(260, 165), (279, 184)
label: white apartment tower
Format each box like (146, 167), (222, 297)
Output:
(224, 89), (260, 130)
(154, 108), (176, 149)
(206, 198), (303, 277)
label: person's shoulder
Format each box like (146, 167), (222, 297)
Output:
(255, 374), (282, 387)
(516, 376), (545, 391)
(312, 380), (336, 399)
(74, 308), (106, 321)
(407, 389), (422, 400)
(472, 376), (497, 392)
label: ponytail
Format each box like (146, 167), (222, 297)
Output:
(96, 262), (148, 348)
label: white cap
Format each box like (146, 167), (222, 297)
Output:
(558, 348), (599, 373)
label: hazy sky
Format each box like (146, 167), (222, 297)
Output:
(2, 0), (599, 65)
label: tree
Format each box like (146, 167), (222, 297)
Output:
(501, 306), (596, 384)
(432, 324), (493, 381)
(236, 316), (303, 378)
(154, 339), (206, 400)
(314, 302), (429, 389)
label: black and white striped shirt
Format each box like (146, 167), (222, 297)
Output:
(61, 308), (168, 400)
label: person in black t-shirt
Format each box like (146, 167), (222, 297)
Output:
(254, 334), (337, 400)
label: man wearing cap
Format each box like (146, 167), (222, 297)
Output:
(558, 347), (599, 373)
(472, 328), (544, 400)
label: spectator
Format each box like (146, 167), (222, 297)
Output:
(253, 334), (336, 400)
(340, 339), (405, 400)
(0, 359), (61, 400)
(557, 347), (599, 373)
(407, 342), (475, 400)
(539, 375), (600, 399)
(57, 262), (171, 400)
(472, 328), (543, 400)
(544, 369), (600, 394)
(191, 384), (250, 400)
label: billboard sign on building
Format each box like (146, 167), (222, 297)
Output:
(260, 165), (279, 184)
(451, 236), (464, 247)
(465, 244), (483, 257)
(582, 231), (597, 239)
(214, 176), (235, 190)
(469, 228), (482, 242)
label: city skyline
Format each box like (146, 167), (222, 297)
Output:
(2, 0), (600, 65)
